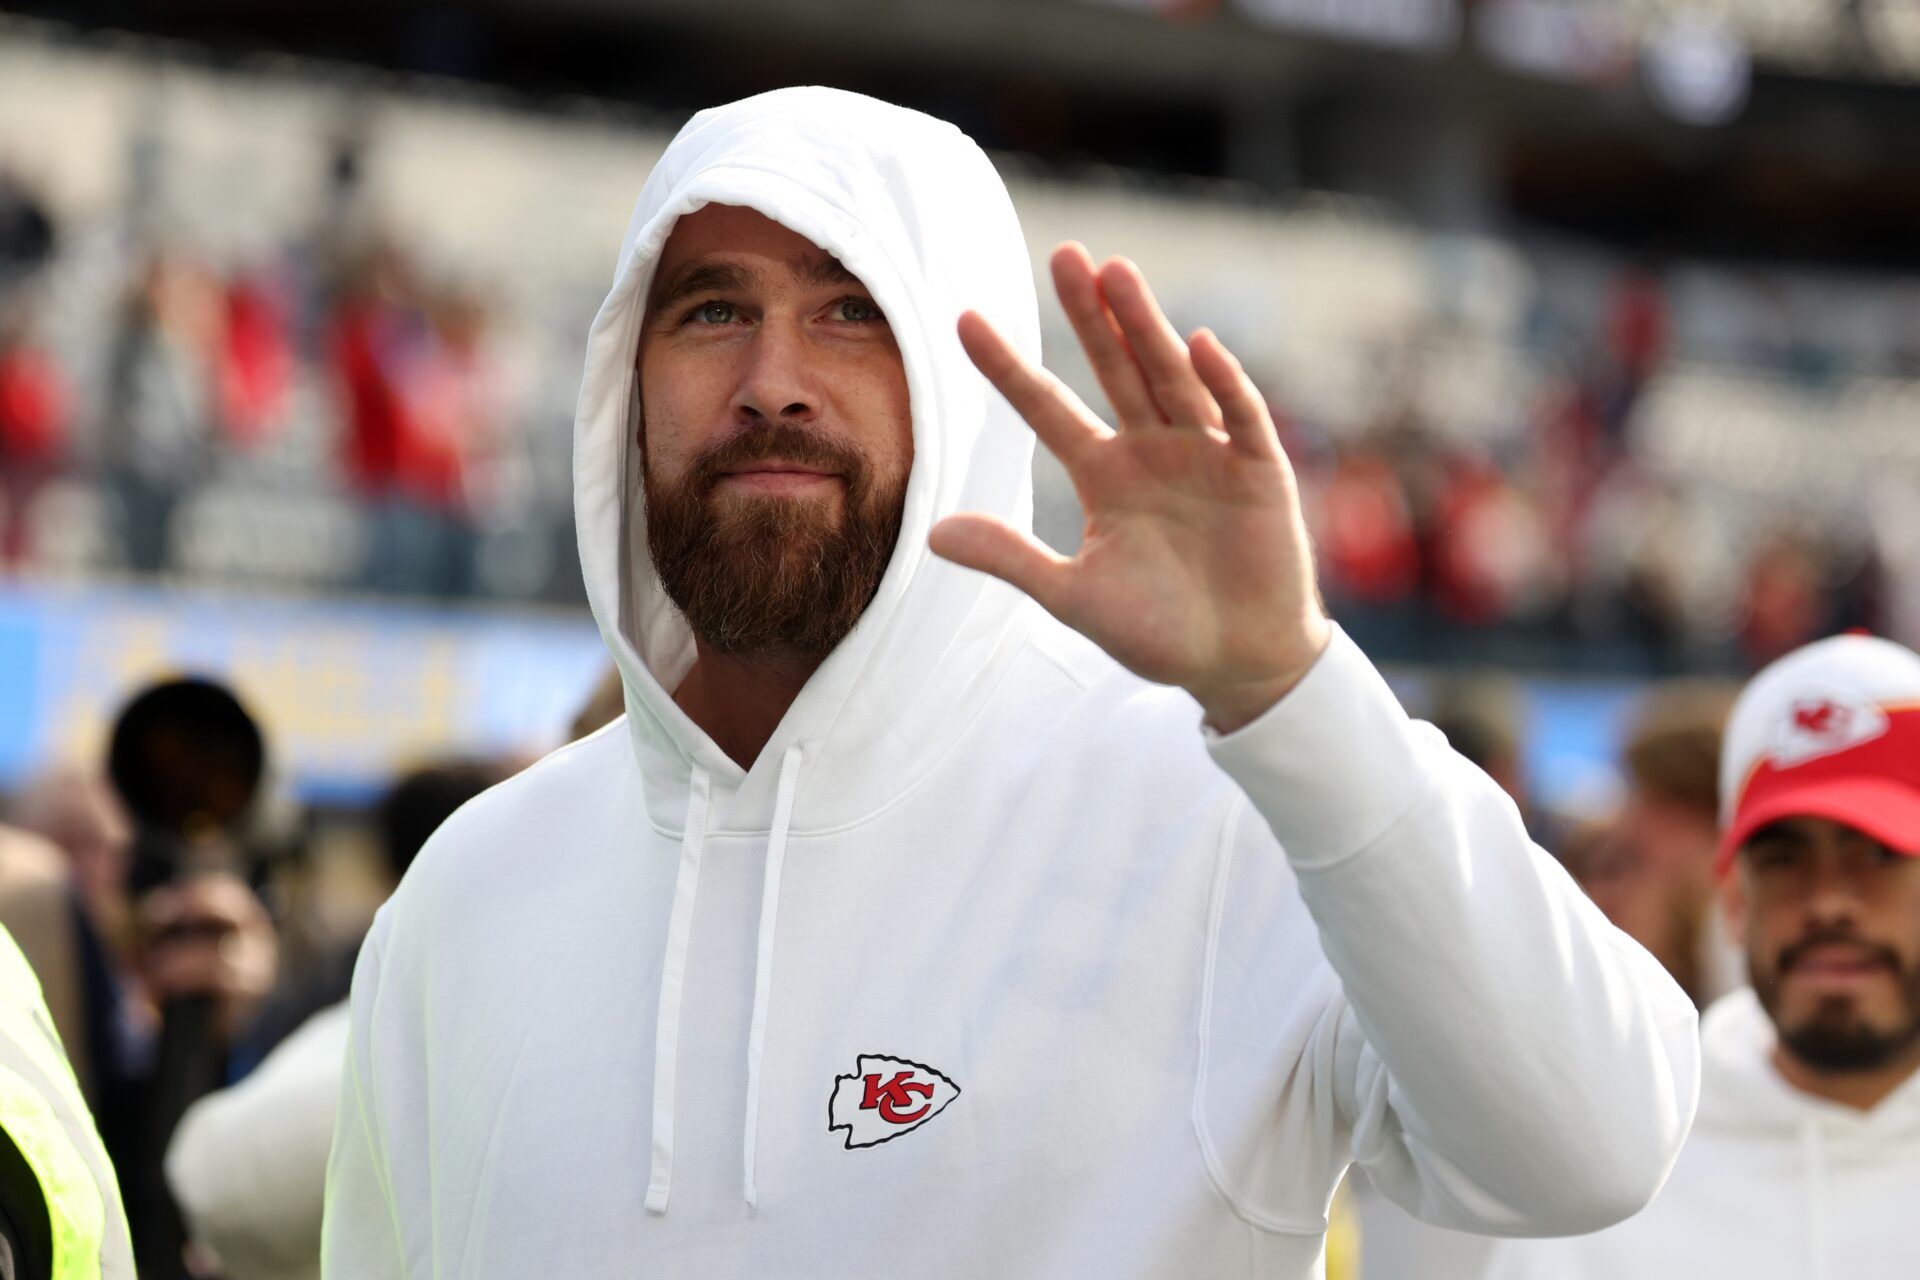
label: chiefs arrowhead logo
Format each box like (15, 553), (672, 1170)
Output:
(828, 1054), (961, 1150)
(1794, 701), (1844, 735)
(1771, 692), (1888, 767)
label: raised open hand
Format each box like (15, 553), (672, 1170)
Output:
(930, 243), (1331, 733)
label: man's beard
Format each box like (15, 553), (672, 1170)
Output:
(643, 423), (905, 660)
(1754, 927), (1920, 1072)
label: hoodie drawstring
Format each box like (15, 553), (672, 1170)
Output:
(645, 764), (711, 1214)
(742, 745), (803, 1210)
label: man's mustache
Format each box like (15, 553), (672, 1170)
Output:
(1777, 928), (1902, 975)
(690, 424), (867, 494)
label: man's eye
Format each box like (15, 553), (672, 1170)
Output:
(834, 298), (882, 324)
(688, 301), (736, 325)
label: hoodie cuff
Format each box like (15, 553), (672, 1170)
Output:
(1204, 623), (1432, 871)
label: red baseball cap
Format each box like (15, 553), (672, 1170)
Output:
(1717, 633), (1920, 874)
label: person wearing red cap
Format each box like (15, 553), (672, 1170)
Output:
(1487, 632), (1920, 1279)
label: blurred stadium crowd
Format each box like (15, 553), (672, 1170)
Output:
(2, 22), (1918, 677)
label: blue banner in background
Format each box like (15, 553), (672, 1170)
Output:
(0, 582), (609, 806)
(0, 581), (1653, 816)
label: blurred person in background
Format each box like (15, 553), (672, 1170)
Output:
(9, 769), (134, 957)
(324, 89), (1694, 1279)
(1596, 261), (1669, 450)
(568, 665), (627, 742)
(1428, 454), (1562, 635)
(0, 304), (71, 567)
(4, 771), (135, 1124)
(1423, 677), (1528, 818)
(1742, 530), (1834, 668)
(213, 266), (294, 451)
(1574, 683), (1744, 1008)
(330, 248), (501, 597)
(1488, 633), (1920, 1278)
(0, 169), (54, 281)
(0, 824), (96, 1109)
(166, 759), (504, 1280)
(98, 678), (283, 1280)
(103, 251), (221, 575)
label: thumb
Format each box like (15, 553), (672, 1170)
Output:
(930, 512), (1070, 612)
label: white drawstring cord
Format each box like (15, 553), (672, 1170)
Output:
(742, 745), (804, 1210)
(645, 764), (711, 1214)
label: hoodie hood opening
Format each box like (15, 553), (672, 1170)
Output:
(573, 88), (1046, 837)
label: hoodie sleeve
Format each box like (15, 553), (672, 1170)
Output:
(1200, 624), (1701, 1237)
(321, 917), (409, 1279)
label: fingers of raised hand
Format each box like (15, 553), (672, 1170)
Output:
(1188, 328), (1282, 460)
(957, 310), (1110, 466)
(929, 512), (1071, 615)
(1050, 243), (1161, 428)
(1097, 257), (1221, 431)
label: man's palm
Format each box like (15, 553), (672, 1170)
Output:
(930, 245), (1330, 732)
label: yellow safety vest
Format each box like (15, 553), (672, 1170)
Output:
(0, 925), (133, 1279)
(1324, 1178), (1360, 1280)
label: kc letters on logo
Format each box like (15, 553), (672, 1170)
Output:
(828, 1054), (961, 1149)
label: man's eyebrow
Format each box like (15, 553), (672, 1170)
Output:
(796, 251), (861, 290)
(647, 260), (756, 320)
(1745, 822), (1808, 851)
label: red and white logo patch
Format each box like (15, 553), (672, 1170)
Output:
(828, 1054), (961, 1149)
(1769, 691), (1889, 767)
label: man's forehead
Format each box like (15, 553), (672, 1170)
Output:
(656, 204), (848, 276)
(649, 204), (861, 313)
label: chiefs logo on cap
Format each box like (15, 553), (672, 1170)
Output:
(1716, 634), (1920, 873)
(828, 1054), (961, 1149)
(1767, 691), (1888, 767)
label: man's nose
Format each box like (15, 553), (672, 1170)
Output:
(1803, 858), (1867, 926)
(732, 319), (817, 424)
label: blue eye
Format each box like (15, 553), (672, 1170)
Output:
(689, 301), (736, 325)
(835, 298), (882, 323)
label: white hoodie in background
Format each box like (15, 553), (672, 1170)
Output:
(1485, 987), (1920, 1280)
(166, 1003), (348, 1280)
(321, 87), (1699, 1279)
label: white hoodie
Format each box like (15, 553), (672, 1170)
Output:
(1485, 987), (1920, 1280)
(321, 87), (1699, 1279)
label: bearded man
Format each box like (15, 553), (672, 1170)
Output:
(322, 89), (1697, 1279)
(1488, 632), (1920, 1280)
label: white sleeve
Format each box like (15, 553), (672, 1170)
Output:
(1203, 625), (1700, 1237)
(321, 921), (409, 1279)
(165, 1003), (351, 1280)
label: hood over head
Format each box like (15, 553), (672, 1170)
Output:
(573, 86), (1044, 830)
